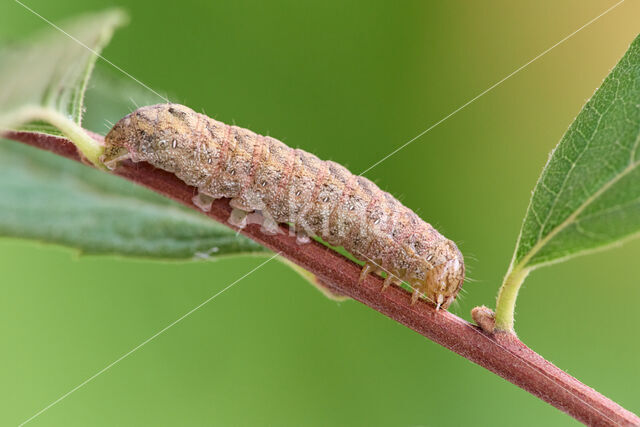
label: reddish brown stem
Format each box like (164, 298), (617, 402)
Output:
(5, 131), (639, 426)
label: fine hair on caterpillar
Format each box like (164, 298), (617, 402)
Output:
(103, 103), (465, 309)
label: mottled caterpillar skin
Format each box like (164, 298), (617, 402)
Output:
(103, 104), (464, 309)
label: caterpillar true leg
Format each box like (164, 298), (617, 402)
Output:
(359, 263), (374, 283)
(411, 287), (421, 305)
(102, 151), (131, 170)
(382, 275), (400, 292)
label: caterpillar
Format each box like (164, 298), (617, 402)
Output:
(102, 104), (464, 309)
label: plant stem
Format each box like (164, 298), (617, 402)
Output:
(495, 265), (530, 332)
(4, 130), (640, 426)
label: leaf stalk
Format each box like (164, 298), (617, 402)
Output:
(495, 265), (531, 332)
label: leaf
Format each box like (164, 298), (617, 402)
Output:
(0, 21), (267, 260)
(512, 35), (640, 269)
(0, 9), (126, 166)
(0, 138), (267, 259)
(0, 9), (126, 127)
(494, 35), (640, 332)
(278, 258), (349, 302)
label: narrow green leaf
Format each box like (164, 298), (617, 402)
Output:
(495, 35), (640, 331)
(0, 138), (267, 259)
(0, 10), (126, 166)
(515, 36), (640, 268)
(0, 47), (267, 259)
(278, 258), (349, 301)
(0, 9), (126, 126)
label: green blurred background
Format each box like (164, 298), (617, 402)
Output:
(1, 1), (639, 425)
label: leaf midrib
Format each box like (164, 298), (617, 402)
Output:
(516, 157), (640, 270)
(536, 79), (620, 245)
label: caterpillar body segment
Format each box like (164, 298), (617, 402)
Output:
(103, 104), (465, 309)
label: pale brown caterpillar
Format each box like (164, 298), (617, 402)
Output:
(102, 104), (464, 309)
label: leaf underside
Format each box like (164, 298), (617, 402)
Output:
(512, 35), (640, 270)
(0, 139), (267, 259)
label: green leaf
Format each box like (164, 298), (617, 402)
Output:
(0, 9), (125, 125)
(0, 28), (267, 260)
(495, 35), (640, 332)
(278, 258), (349, 301)
(0, 9), (126, 166)
(0, 138), (267, 259)
(516, 37), (640, 267)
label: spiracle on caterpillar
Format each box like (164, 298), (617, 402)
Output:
(102, 104), (465, 310)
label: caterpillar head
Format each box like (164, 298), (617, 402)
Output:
(424, 240), (464, 310)
(102, 112), (142, 169)
(102, 104), (193, 169)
